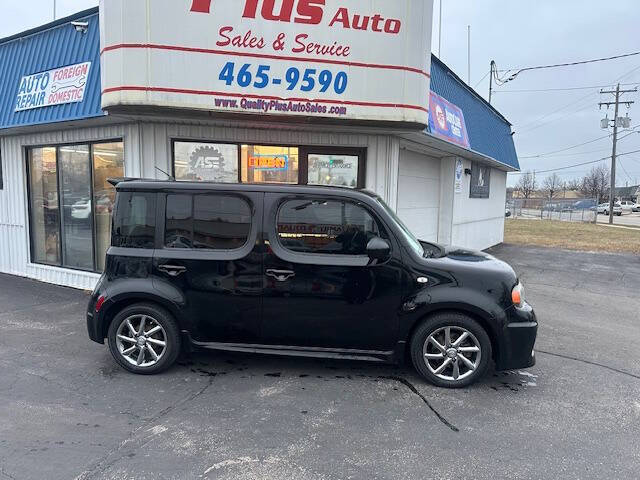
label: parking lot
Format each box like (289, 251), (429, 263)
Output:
(0, 244), (639, 480)
(597, 211), (640, 227)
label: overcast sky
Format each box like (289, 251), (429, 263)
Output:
(2, 0), (639, 187)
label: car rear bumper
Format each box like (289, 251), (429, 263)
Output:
(496, 303), (537, 371)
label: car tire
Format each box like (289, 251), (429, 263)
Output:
(107, 303), (181, 375)
(410, 312), (492, 388)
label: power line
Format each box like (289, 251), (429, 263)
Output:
(493, 51), (640, 83)
(509, 149), (640, 176)
(493, 82), (639, 94)
(474, 70), (491, 89)
(520, 129), (640, 160)
(520, 133), (613, 159)
(513, 64), (640, 134)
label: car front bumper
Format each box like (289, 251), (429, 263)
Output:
(496, 303), (538, 371)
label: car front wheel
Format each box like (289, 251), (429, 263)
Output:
(107, 303), (181, 375)
(410, 312), (492, 388)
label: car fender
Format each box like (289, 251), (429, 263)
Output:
(400, 285), (507, 358)
(97, 278), (186, 339)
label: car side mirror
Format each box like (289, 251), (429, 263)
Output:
(366, 237), (390, 260)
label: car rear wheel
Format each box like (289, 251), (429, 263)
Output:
(410, 312), (491, 388)
(107, 303), (180, 375)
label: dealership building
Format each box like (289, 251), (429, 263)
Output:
(0, 3), (520, 290)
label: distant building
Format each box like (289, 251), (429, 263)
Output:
(615, 185), (640, 202)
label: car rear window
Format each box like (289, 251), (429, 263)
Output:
(165, 194), (251, 250)
(112, 192), (156, 249)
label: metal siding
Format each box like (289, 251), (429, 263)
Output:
(429, 56), (520, 170)
(0, 123), (137, 290)
(0, 11), (103, 130)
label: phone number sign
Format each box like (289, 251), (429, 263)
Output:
(15, 62), (91, 112)
(100, 0), (433, 125)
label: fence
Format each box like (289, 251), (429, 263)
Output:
(507, 198), (597, 223)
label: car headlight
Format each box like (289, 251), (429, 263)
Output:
(511, 282), (525, 308)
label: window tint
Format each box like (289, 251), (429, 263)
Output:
(277, 199), (382, 255)
(112, 192), (156, 249)
(164, 194), (252, 250)
(165, 195), (193, 248)
(194, 195), (251, 250)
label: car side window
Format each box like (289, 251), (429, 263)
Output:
(277, 198), (383, 255)
(165, 194), (251, 250)
(112, 192), (156, 249)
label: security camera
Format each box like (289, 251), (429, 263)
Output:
(71, 21), (89, 34)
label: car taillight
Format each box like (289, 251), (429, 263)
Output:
(95, 295), (106, 313)
(511, 283), (525, 308)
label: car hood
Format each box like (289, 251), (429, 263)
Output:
(417, 243), (519, 287)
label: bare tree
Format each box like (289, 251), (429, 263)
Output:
(515, 171), (537, 199)
(565, 178), (582, 191)
(580, 165), (610, 202)
(542, 173), (563, 199)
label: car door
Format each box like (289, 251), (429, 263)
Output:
(152, 190), (263, 344)
(260, 193), (404, 352)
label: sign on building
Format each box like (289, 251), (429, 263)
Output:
(428, 91), (470, 148)
(454, 158), (464, 194)
(100, 0), (433, 125)
(15, 62), (91, 112)
(469, 161), (491, 199)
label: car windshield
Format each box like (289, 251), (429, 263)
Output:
(374, 196), (424, 257)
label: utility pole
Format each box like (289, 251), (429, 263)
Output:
(53, 0), (57, 20)
(438, 0), (443, 57)
(467, 26), (472, 85)
(599, 84), (636, 224)
(488, 61), (496, 104)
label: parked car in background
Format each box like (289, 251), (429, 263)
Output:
(71, 198), (92, 221)
(573, 199), (597, 210)
(619, 201), (635, 213)
(633, 203), (640, 213)
(87, 180), (537, 388)
(597, 202), (622, 216)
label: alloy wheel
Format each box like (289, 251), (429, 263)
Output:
(423, 326), (482, 382)
(115, 314), (167, 367)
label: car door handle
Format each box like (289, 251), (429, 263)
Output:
(158, 264), (187, 277)
(266, 269), (295, 282)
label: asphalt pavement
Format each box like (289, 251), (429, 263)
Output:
(0, 244), (639, 480)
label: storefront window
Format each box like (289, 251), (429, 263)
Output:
(28, 147), (60, 265)
(241, 145), (299, 184)
(27, 141), (124, 272)
(59, 145), (93, 270)
(172, 140), (364, 188)
(93, 142), (125, 270)
(308, 153), (359, 188)
(174, 141), (238, 183)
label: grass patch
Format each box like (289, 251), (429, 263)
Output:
(504, 219), (640, 254)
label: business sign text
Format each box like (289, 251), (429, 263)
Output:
(100, 0), (433, 124)
(15, 62), (91, 112)
(428, 91), (470, 148)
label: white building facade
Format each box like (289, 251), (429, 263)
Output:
(0, 5), (519, 290)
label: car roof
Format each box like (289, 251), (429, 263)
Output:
(112, 178), (381, 201)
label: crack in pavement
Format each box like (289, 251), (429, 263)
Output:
(0, 466), (17, 480)
(537, 349), (640, 380)
(73, 377), (215, 480)
(378, 376), (459, 432)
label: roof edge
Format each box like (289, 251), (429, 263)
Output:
(0, 6), (99, 46)
(431, 54), (513, 127)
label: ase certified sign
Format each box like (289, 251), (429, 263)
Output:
(15, 62), (91, 112)
(100, 0), (433, 125)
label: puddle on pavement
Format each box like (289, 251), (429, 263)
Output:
(489, 370), (539, 392)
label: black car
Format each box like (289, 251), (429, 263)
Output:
(87, 180), (537, 388)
